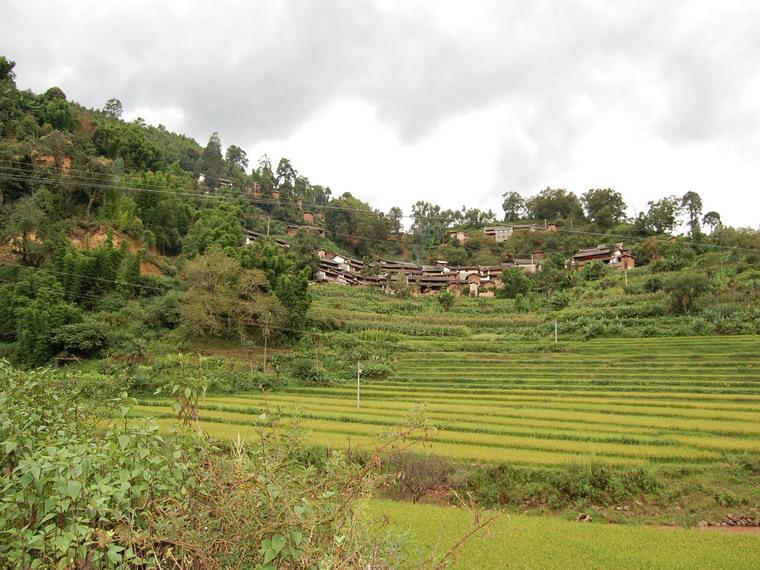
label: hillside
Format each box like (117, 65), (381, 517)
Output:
(1, 54), (759, 567)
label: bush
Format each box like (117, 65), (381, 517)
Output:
(437, 289), (456, 311)
(0, 362), (434, 568)
(644, 275), (664, 292)
(581, 260), (610, 282)
(664, 271), (713, 313)
(549, 291), (571, 310)
(51, 317), (107, 358)
(290, 357), (330, 385)
(361, 361), (394, 378)
(498, 268), (531, 298)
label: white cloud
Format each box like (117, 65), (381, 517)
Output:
(1, 0), (758, 227)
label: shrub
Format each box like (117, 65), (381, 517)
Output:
(361, 361), (394, 378)
(498, 268), (531, 298)
(437, 289), (456, 311)
(51, 317), (107, 358)
(644, 275), (664, 292)
(549, 291), (571, 310)
(0, 362), (442, 568)
(290, 357), (330, 385)
(664, 271), (713, 313)
(581, 260), (610, 282)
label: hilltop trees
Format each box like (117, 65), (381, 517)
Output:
(200, 132), (224, 189)
(325, 193), (397, 257)
(502, 191), (525, 221)
(644, 196), (681, 234)
(702, 211), (721, 234)
(224, 144), (248, 172)
(102, 98), (123, 119)
(681, 191), (703, 238)
(525, 188), (584, 222)
(581, 188), (627, 230)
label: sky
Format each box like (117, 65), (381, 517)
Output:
(1, 0), (759, 228)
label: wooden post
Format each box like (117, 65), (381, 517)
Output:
(263, 335), (268, 373)
(356, 362), (362, 409)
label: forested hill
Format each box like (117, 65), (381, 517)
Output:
(0, 54), (758, 369)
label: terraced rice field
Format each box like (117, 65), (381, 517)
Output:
(369, 499), (760, 569)
(137, 335), (760, 467)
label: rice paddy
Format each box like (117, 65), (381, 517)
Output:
(138, 330), (760, 467)
(368, 500), (760, 569)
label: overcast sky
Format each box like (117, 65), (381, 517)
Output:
(2, 1), (759, 228)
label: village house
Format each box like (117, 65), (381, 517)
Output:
(482, 224), (538, 242)
(244, 230), (289, 248)
(570, 243), (635, 270)
(303, 211), (314, 224)
(287, 224), (325, 237)
(197, 173), (232, 192)
(251, 182), (262, 198)
(482, 226), (514, 242)
(448, 230), (469, 243)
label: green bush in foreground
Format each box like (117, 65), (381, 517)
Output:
(0, 361), (461, 568)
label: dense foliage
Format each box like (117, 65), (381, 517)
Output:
(0, 362), (451, 568)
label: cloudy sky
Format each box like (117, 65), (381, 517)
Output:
(2, 0), (759, 228)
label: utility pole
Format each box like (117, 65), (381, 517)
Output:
(554, 318), (558, 344)
(356, 362), (362, 409)
(624, 269), (628, 287)
(266, 216), (271, 236)
(263, 335), (268, 373)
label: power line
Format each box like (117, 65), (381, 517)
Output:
(0, 260), (166, 292)
(2, 163), (759, 253)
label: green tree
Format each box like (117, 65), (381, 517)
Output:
(581, 188), (627, 230)
(664, 271), (712, 313)
(702, 211), (721, 234)
(525, 188), (584, 221)
(325, 193), (395, 257)
(410, 201), (453, 257)
(681, 191), (703, 238)
(498, 268), (531, 298)
(645, 196), (681, 234)
(183, 203), (244, 257)
(179, 249), (286, 343)
(388, 206), (404, 234)
(0, 56), (15, 81)
(437, 289), (456, 311)
(2, 271), (82, 366)
(200, 132), (224, 189)
(4, 194), (44, 265)
(225, 144), (248, 172)
(102, 98), (123, 119)
(501, 191), (525, 221)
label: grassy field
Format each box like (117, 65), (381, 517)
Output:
(368, 500), (760, 569)
(137, 334), (760, 467)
